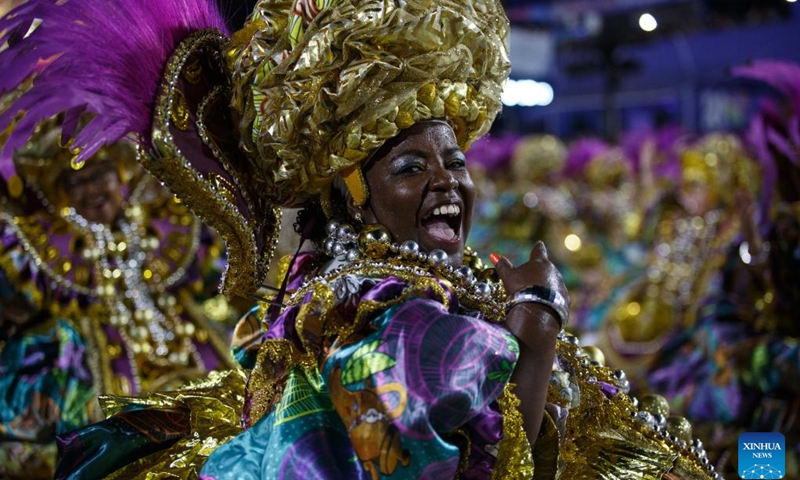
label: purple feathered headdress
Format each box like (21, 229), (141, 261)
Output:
(465, 133), (521, 174)
(0, 0), (228, 180)
(732, 59), (800, 218)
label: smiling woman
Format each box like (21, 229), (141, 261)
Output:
(354, 121), (476, 264)
(194, 116), (566, 479)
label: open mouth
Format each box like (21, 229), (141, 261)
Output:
(421, 203), (462, 246)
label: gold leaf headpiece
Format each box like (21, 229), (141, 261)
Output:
(680, 133), (759, 205)
(227, 0), (511, 208)
(511, 134), (566, 184)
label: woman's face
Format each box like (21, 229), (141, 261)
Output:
(358, 121), (476, 265)
(61, 161), (124, 225)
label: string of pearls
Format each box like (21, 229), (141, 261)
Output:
(322, 220), (504, 318)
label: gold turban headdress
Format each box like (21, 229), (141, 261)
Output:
(227, 0), (510, 207)
(142, 0), (511, 295)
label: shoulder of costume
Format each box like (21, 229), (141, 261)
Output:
(549, 334), (721, 479)
(0, 209), (98, 298)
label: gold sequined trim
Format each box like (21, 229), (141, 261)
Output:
(552, 339), (718, 479)
(248, 338), (313, 424)
(147, 30), (280, 297)
(492, 383), (535, 480)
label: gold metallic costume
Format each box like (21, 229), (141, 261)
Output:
(0, 0), (721, 478)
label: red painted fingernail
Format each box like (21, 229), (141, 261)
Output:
(489, 253), (500, 265)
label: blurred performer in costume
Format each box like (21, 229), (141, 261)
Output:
(598, 132), (758, 387)
(556, 137), (644, 338)
(0, 0), (721, 479)
(648, 59), (800, 478)
(0, 119), (237, 479)
(468, 133), (572, 269)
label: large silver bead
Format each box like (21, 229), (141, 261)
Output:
(456, 265), (474, 285)
(323, 238), (335, 256)
(332, 242), (346, 257)
(635, 411), (655, 427)
(400, 240), (420, 258)
(326, 220), (340, 235)
(345, 249), (360, 263)
(619, 379), (631, 394)
(337, 224), (353, 239)
(475, 281), (492, 299)
(428, 249), (448, 265)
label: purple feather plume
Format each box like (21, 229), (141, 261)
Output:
(466, 133), (520, 173)
(562, 137), (610, 179)
(732, 59), (800, 224)
(0, 0), (229, 180)
(732, 59), (800, 115)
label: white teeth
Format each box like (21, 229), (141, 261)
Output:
(431, 205), (460, 217)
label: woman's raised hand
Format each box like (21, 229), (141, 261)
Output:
(492, 241), (567, 446)
(491, 241), (570, 323)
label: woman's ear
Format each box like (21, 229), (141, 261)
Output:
(346, 198), (366, 224)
